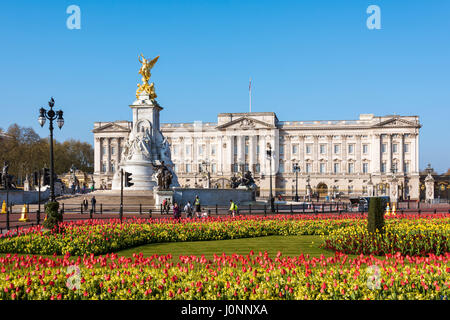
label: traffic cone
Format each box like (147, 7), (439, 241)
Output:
(1, 201), (6, 214)
(385, 203), (391, 216)
(392, 203), (396, 216)
(19, 204), (30, 222)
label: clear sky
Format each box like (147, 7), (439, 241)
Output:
(0, 0), (449, 173)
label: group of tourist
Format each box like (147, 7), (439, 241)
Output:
(167, 195), (239, 221)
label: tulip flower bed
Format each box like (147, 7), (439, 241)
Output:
(0, 251), (448, 300)
(0, 215), (366, 256)
(322, 214), (450, 256)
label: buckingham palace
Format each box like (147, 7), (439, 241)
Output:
(93, 112), (421, 200)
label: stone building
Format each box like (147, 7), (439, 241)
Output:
(93, 112), (421, 200)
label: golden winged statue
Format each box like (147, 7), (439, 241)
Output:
(136, 53), (160, 99)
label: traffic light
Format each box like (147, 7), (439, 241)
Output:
(33, 171), (39, 185)
(43, 168), (50, 186)
(124, 171), (134, 187)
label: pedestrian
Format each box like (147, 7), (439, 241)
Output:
(229, 199), (237, 217)
(82, 197), (88, 213)
(165, 198), (171, 214)
(194, 195), (201, 216)
(173, 202), (181, 221)
(184, 201), (193, 218)
(91, 196), (96, 214)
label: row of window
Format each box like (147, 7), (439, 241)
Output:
(284, 143), (410, 155)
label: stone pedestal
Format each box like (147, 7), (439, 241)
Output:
(154, 189), (174, 206)
(425, 174), (435, 204)
(390, 179), (399, 204)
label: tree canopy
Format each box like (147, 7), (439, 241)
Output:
(0, 124), (93, 186)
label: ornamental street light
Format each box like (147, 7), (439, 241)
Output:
(38, 97), (64, 202)
(266, 143), (274, 212)
(293, 163), (300, 202)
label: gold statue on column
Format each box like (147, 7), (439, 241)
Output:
(136, 53), (159, 99)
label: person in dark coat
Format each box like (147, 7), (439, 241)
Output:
(91, 196), (96, 213)
(82, 197), (89, 213)
(173, 202), (181, 221)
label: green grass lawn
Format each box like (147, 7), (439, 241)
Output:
(116, 235), (351, 259)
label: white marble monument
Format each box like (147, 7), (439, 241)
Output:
(111, 54), (179, 191)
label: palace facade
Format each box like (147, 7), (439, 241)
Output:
(93, 112), (421, 200)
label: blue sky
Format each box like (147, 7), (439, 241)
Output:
(0, 0), (449, 173)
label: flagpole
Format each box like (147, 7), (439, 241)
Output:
(249, 77), (252, 113)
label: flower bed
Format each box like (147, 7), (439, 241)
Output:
(322, 216), (450, 256)
(0, 214), (448, 256)
(0, 215), (365, 256)
(0, 251), (448, 300)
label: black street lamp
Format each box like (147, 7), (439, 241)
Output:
(293, 163), (300, 202)
(266, 143), (274, 212)
(38, 97), (64, 202)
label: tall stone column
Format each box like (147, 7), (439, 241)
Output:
(327, 135), (333, 173)
(217, 135), (223, 174)
(415, 133), (419, 174)
(399, 134), (404, 173)
(228, 135), (234, 173)
(249, 135), (256, 172)
(299, 135), (305, 172)
(386, 134), (392, 173)
(313, 136), (319, 173)
(356, 134), (362, 173)
(373, 134), (381, 173)
(94, 137), (101, 174)
(341, 135), (347, 174)
(106, 138), (111, 173)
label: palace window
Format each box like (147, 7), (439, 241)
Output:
(404, 144), (410, 153)
(111, 147), (115, 155)
(334, 144), (340, 154)
(306, 163), (312, 173)
(186, 145), (191, 156)
(279, 162), (285, 173)
(320, 144), (326, 154)
(211, 163), (216, 173)
(320, 163), (326, 174)
(348, 144), (354, 154)
(363, 144), (369, 154)
(392, 144), (398, 153)
(404, 162), (409, 173)
(381, 162), (386, 173)
(292, 144), (298, 154)
(255, 163), (261, 173)
(186, 164), (191, 173)
(102, 162), (107, 173)
(211, 145), (216, 156)
(102, 147), (106, 155)
(305, 145), (312, 154)
(280, 145), (285, 154)
(232, 164), (239, 173)
(333, 163), (340, 174)
(363, 162), (369, 173)
(381, 144), (387, 153)
(348, 163), (354, 174)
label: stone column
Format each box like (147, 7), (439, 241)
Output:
(106, 138), (111, 173)
(341, 135), (347, 174)
(399, 134), (404, 173)
(313, 136), (319, 173)
(217, 135), (223, 174)
(327, 135), (333, 174)
(249, 135), (256, 172)
(386, 134), (392, 173)
(299, 135), (305, 172)
(228, 135), (234, 173)
(356, 134), (362, 173)
(373, 134), (381, 173)
(94, 137), (101, 174)
(415, 133), (419, 174)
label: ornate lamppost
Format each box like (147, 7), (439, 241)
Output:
(266, 143), (274, 212)
(293, 163), (300, 202)
(38, 97), (64, 202)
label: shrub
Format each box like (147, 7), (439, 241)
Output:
(367, 197), (385, 234)
(43, 201), (63, 231)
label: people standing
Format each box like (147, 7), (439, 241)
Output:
(91, 196), (96, 214)
(194, 195), (201, 217)
(184, 201), (193, 218)
(229, 199), (237, 217)
(173, 202), (181, 221)
(82, 197), (88, 213)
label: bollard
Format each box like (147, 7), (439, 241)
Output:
(149, 209), (152, 219)
(140, 204), (142, 215)
(160, 204), (163, 215)
(276, 204), (279, 214)
(62, 203), (65, 214)
(100, 204), (103, 214)
(36, 209), (40, 225)
(290, 204), (293, 213)
(418, 209), (421, 215)
(81, 203), (84, 214)
(90, 207), (93, 220)
(322, 203), (324, 213)
(264, 204), (267, 216)
(216, 204), (218, 215)
(434, 208), (437, 214)
(208, 209), (211, 217)
(249, 204), (252, 215)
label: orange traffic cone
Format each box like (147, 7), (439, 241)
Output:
(392, 203), (396, 216)
(385, 203), (391, 216)
(19, 204), (30, 222)
(1, 200), (6, 214)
